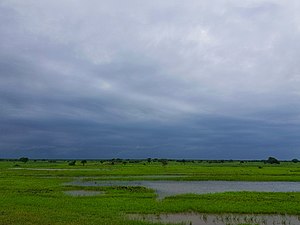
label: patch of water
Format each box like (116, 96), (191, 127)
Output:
(64, 190), (103, 196)
(97, 175), (186, 179)
(128, 213), (300, 225)
(67, 180), (300, 198)
(79, 175), (187, 181)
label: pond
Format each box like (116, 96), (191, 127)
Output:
(67, 180), (300, 198)
(128, 213), (300, 225)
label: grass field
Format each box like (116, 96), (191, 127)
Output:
(1, 160), (300, 225)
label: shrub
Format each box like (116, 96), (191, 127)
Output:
(19, 157), (29, 163)
(161, 159), (168, 166)
(266, 157), (280, 164)
(68, 160), (76, 166)
(80, 160), (87, 166)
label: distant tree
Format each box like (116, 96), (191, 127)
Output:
(122, 161), (127, 165)
(19, 157), (29, 163)
(177, 159), (186, 164)
(161, 159), (168, 166)
(81, 160), (87, 166)
(68, 160), (76, 166)
(292, 159), (299, 163)
(266, 157), (280, 164)
(147, 158), (152, 163)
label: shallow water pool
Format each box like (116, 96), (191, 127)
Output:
(67, 180), (300, 198)
(128, 213), (300, 225)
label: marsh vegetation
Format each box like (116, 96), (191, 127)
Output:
(1, 159), (300, 225)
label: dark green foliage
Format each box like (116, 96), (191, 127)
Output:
(19, 157), (29, 163)
(176, 159), (186, 164)
(161, 159), (168, 166)
(292, 159), (299, 163)
(80, 160), (87, 166)
(68, 160), (76, 166)
(266, 157), (280, 164)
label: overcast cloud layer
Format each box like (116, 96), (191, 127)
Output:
(1, 0), (300, 159)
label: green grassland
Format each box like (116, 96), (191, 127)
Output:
(1, 160), (300, 225)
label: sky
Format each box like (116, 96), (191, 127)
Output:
(1, 0), (300, 159)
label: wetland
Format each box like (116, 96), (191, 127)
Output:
(2, 160), (300, 225)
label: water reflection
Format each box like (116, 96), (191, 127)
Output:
(67, 180), (300, 198)
(129, 213), (300, 225)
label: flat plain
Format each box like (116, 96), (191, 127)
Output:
(1, 160), (300, 225)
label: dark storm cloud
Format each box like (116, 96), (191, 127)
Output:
(1, 0), (300, 159)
